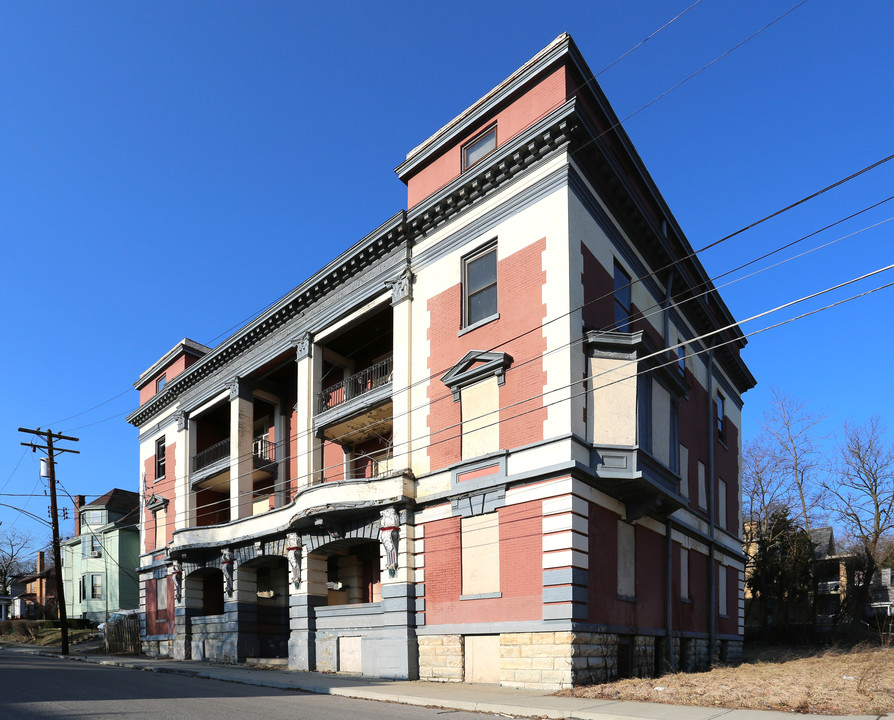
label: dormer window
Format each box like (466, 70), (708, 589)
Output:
(462, 126), (496, 170)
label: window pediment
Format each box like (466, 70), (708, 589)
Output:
(146, 494), (169, 513)
(441, 350), (513, 402)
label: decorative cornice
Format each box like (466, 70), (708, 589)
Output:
(441, 350), (513, 402)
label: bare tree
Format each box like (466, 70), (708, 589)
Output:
(0, 528), (37, 594)
(763, 389), (827, 531)
(826, 417), (894, 570)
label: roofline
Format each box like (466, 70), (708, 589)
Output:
(127, 210), (407, 427)
(134, 338), (212, 390)
(395, 33), (572, 180)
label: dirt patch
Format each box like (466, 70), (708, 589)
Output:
(561, 644), (894, 716)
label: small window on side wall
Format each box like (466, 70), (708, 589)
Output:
(155, 436), (166, 480)
(463, 244), (498, 327)
(614, 262), (632, 332)
(462, 126), (496, 170)
(715, 392), (726, 442)
(156, 375), (167, 393)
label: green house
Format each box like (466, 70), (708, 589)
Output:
(61, 488), (140, 622)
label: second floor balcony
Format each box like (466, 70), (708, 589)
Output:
(317, 356), (393, 414)
(191, 433), (278, 485)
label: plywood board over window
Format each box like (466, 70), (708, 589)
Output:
(461, 377), (499, 459)
(461, 512), (500, 595)
(617, 521), (635, 598)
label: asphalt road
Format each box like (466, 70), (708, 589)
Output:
(0, 650), (489, 720)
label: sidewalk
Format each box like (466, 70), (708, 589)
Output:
(0, 641), (883, 720)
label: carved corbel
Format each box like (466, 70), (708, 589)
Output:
(286, 532), (302, 589)
(171, 561), (183, 603)
(379, 507), (400, 578)
(221, 548), (235, 597)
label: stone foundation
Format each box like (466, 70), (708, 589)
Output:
(418, 634), (464, 681)
(419, 631), (738, 689)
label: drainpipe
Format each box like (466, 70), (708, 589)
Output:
(707, 345), (717, 663)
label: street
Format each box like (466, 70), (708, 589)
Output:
(0, 650), (491, 720)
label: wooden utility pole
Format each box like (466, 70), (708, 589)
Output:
(18, 427), (79, 656)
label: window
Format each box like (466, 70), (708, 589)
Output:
(680, 547), (690, 600)
(156, 374), (167, 393)
(91, 574), (102, 600)
(718, 564), (728, 616)
(82, 534), (102, 558)
(462, 126), (496, 170)
(155, 436), (166, 479)
(697, 460), (707, 511)
(461, 513), (500, 596)
(679, 445), (689, 498)
(156, 577), (168, 612)
(677, 342), (686, 374)
(614, 262), (632, 332)
(463, 245), (497, 327)
(717, 478), (727, 530)
(617, 521), (636, 598)
(669, 398), (679, 473)
(154, 505), (167, 549)
(715, 392), (726, 442)
(637, 375), (652, 453)
(81, 510), (104, 532)
(78, 575), (85, 602)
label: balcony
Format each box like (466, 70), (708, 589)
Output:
(317, 357), (393, 413)
(314, 357), (393, 441)
(190, 434), (277, 486)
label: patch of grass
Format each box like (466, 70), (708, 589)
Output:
(0, 626), (96, 646)
(562, 644), (894, 716)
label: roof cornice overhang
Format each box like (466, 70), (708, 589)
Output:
(568, 109), (755, 395)
(127, 211), (407, 428)
(396, 33), (574, 181)
(405, 99), (577, 237)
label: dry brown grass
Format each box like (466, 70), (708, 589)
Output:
(562, 645), (894, 715)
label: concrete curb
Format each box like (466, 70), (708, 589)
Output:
(1, 644), (886, 720)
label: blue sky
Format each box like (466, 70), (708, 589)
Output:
(2, 1), (892, 542)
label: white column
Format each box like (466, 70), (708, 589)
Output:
(389, 268), (413, 474)
(229, 378), (254, 520)
(293, 332), (319, 489)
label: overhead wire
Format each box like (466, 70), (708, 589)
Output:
(157, 258), (894, 525)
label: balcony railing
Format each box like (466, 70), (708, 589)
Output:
(193, 438), (230, 472)
(317, 356), (393, 413)
(253, 434), (275, 463)
(192, 435), (275, 473)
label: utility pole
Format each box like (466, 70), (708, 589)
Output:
(18, 427), (79, 656)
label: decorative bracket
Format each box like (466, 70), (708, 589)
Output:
(379, 506), (400, 578)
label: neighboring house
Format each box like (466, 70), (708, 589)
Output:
(810, 527), (859, 627)
(869, 568), (894, 617)
(127, 34), (753, 688)
(61, 489), (140, 622)
(15, 551), (57, 619)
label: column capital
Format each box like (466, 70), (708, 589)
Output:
(291, 331), (313, 360)
(173, 410), (188, 432)
(226, 376), (252, 401)
(386, 266), (414, 305)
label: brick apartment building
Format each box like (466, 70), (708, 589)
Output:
(127, 34), (754, 688)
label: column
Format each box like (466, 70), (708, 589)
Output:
(293, 332), (320, 489)
(389, 267), (413, 474)
(173, 411), (192, 530)
(288, 536), (327, 671)
(228, 378), (253, 519)
(376, 505), (419, 679)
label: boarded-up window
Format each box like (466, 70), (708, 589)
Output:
(717, 479), (727, 530)
(461, 513), (500, 595)
(697, 461), (707, 511)
(679, 445), (689, 498)
(617, 521), (635, 598)
(461, 378), (499, 460)
(680, 547), (689, 600)
(718, 564), (728, 616)
(156, 577), (168, 612)
(154, 505), (167, 550)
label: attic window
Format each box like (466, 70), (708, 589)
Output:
(156, 375), (167, 393)
(462, 126), (496, 170)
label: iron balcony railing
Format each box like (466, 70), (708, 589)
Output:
(317, 356), (393, 414)
(252, 434), (275, 463)
(192, 435), (275, 473)
(192, 438), (230, 472)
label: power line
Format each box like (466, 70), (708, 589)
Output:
(156, 260), (894, 524)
